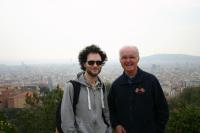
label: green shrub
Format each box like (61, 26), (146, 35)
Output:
(0, 111), (16, 133)
(166, 87), (200, 133)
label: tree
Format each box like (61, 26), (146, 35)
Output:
(0, 111), (16, 133)
(166, 86), (200, 133)
(104, 80), (111, 92)
(167, 105), (200, 133)
(25, 91), (40, 108)
(13, 89), (63, 133)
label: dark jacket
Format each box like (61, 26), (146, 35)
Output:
(108, 67), (169, 133)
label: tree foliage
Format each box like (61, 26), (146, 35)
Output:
(3, 82), (111, 133)
(166, 87), (200, 133)
(168, 87), (200, 110)
(2, 83), (200, 133)
(25, 92), (40, 107)
(0, 111), (16, 133)
(13, 88), (63, 133)
(167, 105), (200, 133)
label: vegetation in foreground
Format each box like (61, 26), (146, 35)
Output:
(1, 84), (200, 133)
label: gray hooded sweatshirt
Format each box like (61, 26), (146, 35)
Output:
(61, 72), (112, 133)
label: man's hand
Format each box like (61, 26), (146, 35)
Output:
(115, 125), (126, 133)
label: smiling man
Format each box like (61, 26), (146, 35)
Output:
(61, 45), (111, 133)
(108, 45), (169, 133)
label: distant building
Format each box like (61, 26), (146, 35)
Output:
(8, 91), (33, 108)
(21, 85), (39, 91)
(47, 77), (53, 91)
(0, 85), (36, 109)
(185, 80), (200, 87)
(0, 86), (14, 109)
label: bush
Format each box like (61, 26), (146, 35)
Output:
(12, 89), (63, 133)
(167, 105), (200, 133)
(166, 87), (200, 133)
(0, 111), (16, 133)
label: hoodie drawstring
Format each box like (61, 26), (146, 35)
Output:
(100, 88), (105, 109)
(87, 87), (91, 110)
(86, 86), (105, 110)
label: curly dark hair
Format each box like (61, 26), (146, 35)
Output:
(78, 44), (107, 71)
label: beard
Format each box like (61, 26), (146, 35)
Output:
(86, 68), (101, 77)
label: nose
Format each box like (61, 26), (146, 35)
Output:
(93, 63), (98, 66)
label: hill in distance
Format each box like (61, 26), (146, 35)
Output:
(1, 54), (200, 66)
(140, 54), (200, 65)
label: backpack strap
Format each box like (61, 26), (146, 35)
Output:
(56, 80), (81, 133)
(70, 81), (109, 127)
(102, 83), (105, 93)
(69, 80), (81, 115)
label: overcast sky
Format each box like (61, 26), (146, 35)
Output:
(0, 0), (200, 64)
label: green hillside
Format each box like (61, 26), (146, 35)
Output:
(167, 86), (200, 133)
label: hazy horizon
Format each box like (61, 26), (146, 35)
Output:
(1, 0), (200, 62)
(1, 53), (200, 65)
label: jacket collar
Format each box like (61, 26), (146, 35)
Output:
(119, 67), (144, 85)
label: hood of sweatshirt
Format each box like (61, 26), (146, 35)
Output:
(72, 71), (105, 110)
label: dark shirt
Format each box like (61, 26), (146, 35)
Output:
(108, 67), (169, 133)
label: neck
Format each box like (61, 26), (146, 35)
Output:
(125, 68), (138, 78)
(84, 72), (98, 86)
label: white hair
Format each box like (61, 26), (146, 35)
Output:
(119, 45), (140, 57)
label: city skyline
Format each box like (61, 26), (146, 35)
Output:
(0, 0), (200, 63)
(1, 53), (200, 65)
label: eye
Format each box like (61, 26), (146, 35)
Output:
(87, 60), (103, 66)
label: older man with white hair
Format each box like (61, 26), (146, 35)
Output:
(108, 45), (169, 133)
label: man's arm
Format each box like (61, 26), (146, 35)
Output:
(108, 85), (120, 130)
(102, 86), (112, 133)
(61, 82), (77, 133)
(152, 77), (169, 133)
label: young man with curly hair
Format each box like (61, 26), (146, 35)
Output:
(61, 45), (111, 133)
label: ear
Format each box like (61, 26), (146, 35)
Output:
(137, 56), (140, 62)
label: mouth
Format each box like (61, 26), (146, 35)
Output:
(91, 68), (100, 72)
(125, 63), (133, 67)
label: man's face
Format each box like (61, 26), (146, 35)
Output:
(120, 47), (139, 76)
(84, 53), (103, 77)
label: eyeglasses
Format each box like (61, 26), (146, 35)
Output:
(87, 60), (103, 66)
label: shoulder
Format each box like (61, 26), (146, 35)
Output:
(140, 69), (158, 82)
(63, 81), (75, 94)
(64, 81), (74, 89)
(139, 69), (162, 90)
(112, 74), (124, 86)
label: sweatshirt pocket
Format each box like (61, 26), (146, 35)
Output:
(76, 120), (91, 133)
